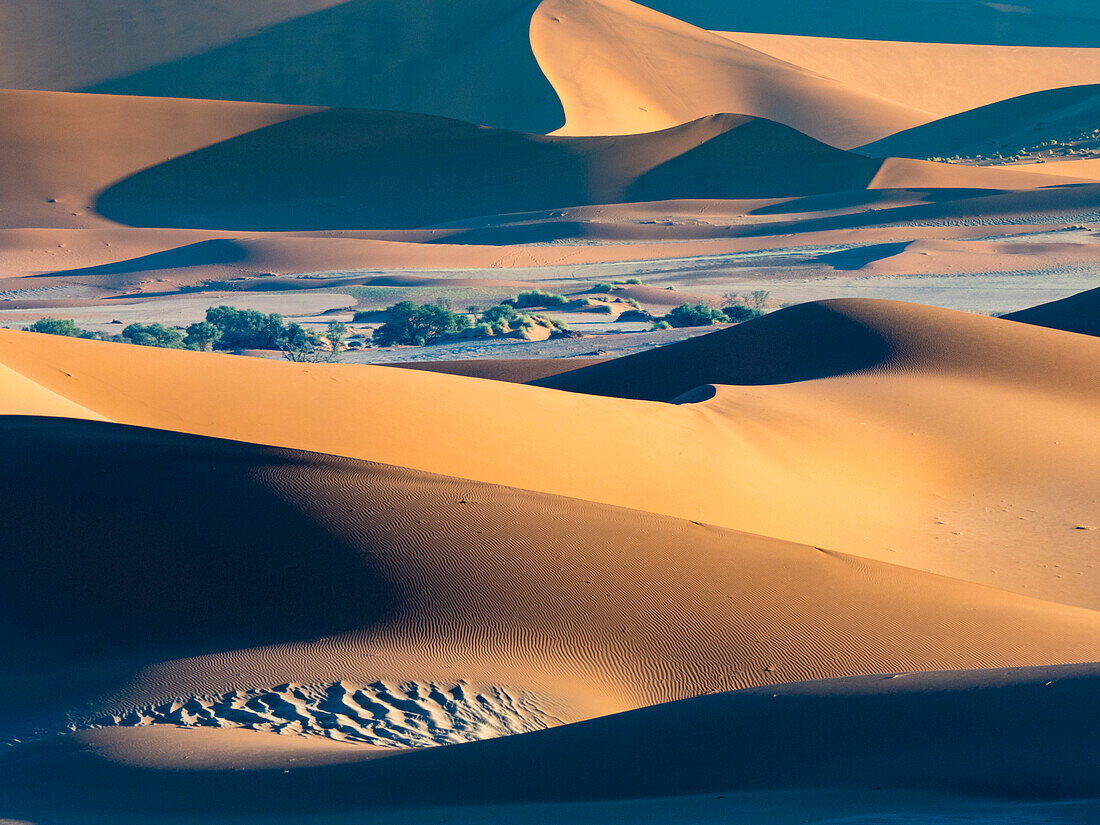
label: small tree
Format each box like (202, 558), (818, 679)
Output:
(372, 301), (471, 346)
(326, 321), (348, 360)
(122, 322), (185, 348)
(184, 321), (219, 351)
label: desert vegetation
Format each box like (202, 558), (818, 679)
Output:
(23, 308), (348, 360)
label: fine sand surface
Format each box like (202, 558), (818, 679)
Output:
(720, 32), (1100, 119)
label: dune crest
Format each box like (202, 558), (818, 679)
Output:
(531, 0), (929, 147)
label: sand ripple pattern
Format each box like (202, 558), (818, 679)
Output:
(93, 681), (561, 748)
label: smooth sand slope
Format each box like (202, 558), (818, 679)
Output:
(2, 417), (1098, 772)
(531, 0), (928, 147)
(859, 83), (1100, 159)
(1, 297), (1098, 611)
(1, 89), (1074, 235)
(722, 32), (1100, 119)
(810, 238), (1100, 275)
(1002, 285), (1100, 337)
(0, 0), (563, 133)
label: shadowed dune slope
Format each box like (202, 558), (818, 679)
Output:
(1, 664), (1098, 821)
(1, 297), (1098, 611)
(1, 91), (1074, 233)
(3, 417), (1098, 742)
(0, 0), (563, 133)
(533, 297), (1100, 400)
(1002, 286), (1100, 337)
(530, 0), (929, 147)
(858, 83), (1100, 159)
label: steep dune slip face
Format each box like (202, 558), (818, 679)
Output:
(530, 0), (930, 147)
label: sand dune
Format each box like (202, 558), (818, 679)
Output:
(858, 83), (1100, 159)
(2, 90), (1075, 239)
(386, 358), (608, 383)
(3, 416), (1097, 753)
(0, 0), (562, 134)
(721, 32), (1100, 119)
(1, 296), (1097, 611)
(811, 238), (1100, 275)
(2, 3), (1098, 818)
(1002, 286), (1100, 337)
(531, 0), (929, 147)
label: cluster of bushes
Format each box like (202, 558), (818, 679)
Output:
(504, 289), (568, 308)
(470, 303), (571, 339)
(366, 299), (573, 347)
(653, 303), (766, 329)
(23, 307), (348, 360)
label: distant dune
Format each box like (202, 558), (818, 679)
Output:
(1, 90), (1075, 236)
(532, 0), (928, 146)
(858, 83), (1100, 159)
(1001, 285), (1100, 337)
(0, 0), (563, 133)
(721, 32), (1100, 119)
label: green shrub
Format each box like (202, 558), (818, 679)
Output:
(479, 304), (521, 326)
(650, 320), (672, 330)
(617, 309), (653, 322)
(508, 289), (568, 308)
(721, 305), (765, 323)
(591, 282), (613, 293)
(662, 304), (729, 328)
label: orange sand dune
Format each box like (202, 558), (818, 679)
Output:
(0, 0), (563, 134)
(721, 32), (1100, 119)
(531, 0), (928, 147)
(1, 297), (1097, 611)
(858, 83), (1100, 159)
(811, 238), (1100, 275)
(2, 418), (1097, 759)
(2, 90), (1075, 238)
(386, 358), (608, 383)
(1002, 286), (1100, 338)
